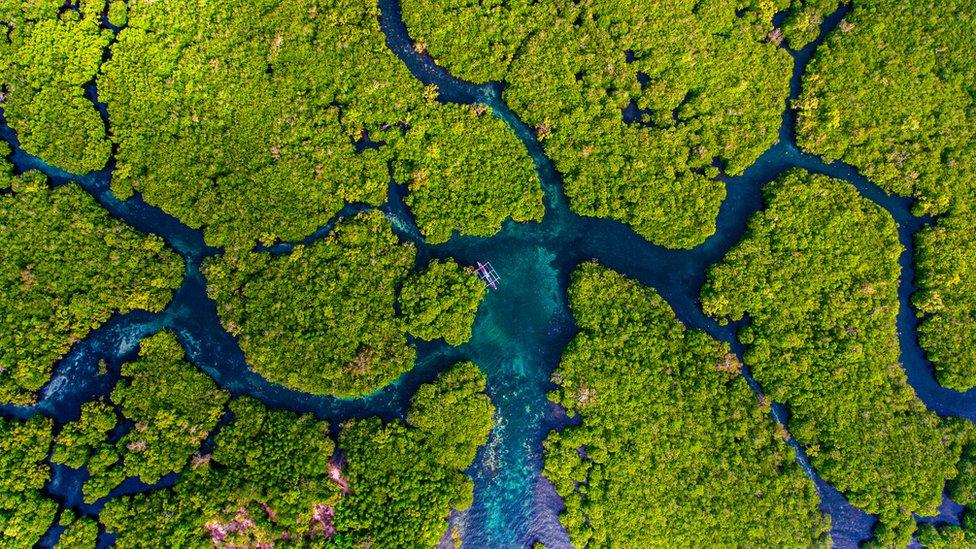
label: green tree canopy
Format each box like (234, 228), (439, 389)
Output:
(778, 0), (841, 49)
(401, 258), (486, 345)
(101, 397), (339, 547)
(794, 0), (976, 390)
(203, 211), (416, 396)
(702, 170), (964, 547)
(0, 1), (111, 173)
(97, 0), (542, 249)
(395, 103), (543, 243)
(57, 515), (99, 548)
(333, 361), (495, 546)
(0, 415), (57, 548)
(545, 262), (830, 546)
(0, 166), (183, 405)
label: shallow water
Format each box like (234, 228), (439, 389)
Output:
(3, 1), (976, 547)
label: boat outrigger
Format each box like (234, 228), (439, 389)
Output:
(475, 261), (500, 290)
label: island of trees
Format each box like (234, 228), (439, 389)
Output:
(401, 259), (486, 345)
(401, 0), (793, 248)
(545, 262), (831, 546)
(203, 211), (418, 396)
(2, 352), (494, 547)
(0, 415), (56, 546)
(204, 212), (487, 396)
(0, 161), (183, 406)
(702, 170), (968, 546)
(794, 0), (976, 391)
(395, 104), (544, 244)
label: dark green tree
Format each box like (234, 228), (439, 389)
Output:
(702, 170), (964, 546)
(101, 363), (494, 547)
(546, 262), (830, 546)
(401, 259), (486, 345)
(0, 165), (183, 405)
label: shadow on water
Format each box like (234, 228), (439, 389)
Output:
(2, 0), (975, 546)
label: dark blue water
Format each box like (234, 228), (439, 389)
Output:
(2, 1), (974, 546)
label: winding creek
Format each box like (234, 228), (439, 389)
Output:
(2, 1), (975, 547)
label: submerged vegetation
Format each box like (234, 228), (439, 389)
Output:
(545, 263), (830, 546)
(0, 164), (182, 405)
(702, 171), (964, 546)
(794, 0), (976, 391)
(100, 363), (494, 547)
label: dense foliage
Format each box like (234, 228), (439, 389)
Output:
(794, 0), (976, 390)
(109, 331), (228, 486)
(51, 331), (229, 503)
(545, 262), (830, 546)
(400, 0), (794, 247)
(101, 363), (494, 547)
(702, 170), (963, 546)
(0, 415), (56, 548)
(97, 0), (390, 248)
(204, 211), (416, 396)
(0, 167), (183, 405)
(916, 420), (976, 548)
(101, 397), (339, 547)
(0, 1), (111, 173)
(49, 398), (118, 481)
(98, 0), (541, 248)
(396, 103), (543, 243)
(779, 0), (840, 49)
(333, 362), (495, 546)
(106, 0), (126, 28)
(57, 514), (99, 548)
(401, 259), (486, 345)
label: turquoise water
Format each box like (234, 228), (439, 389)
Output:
(1, 1), (974, 547)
